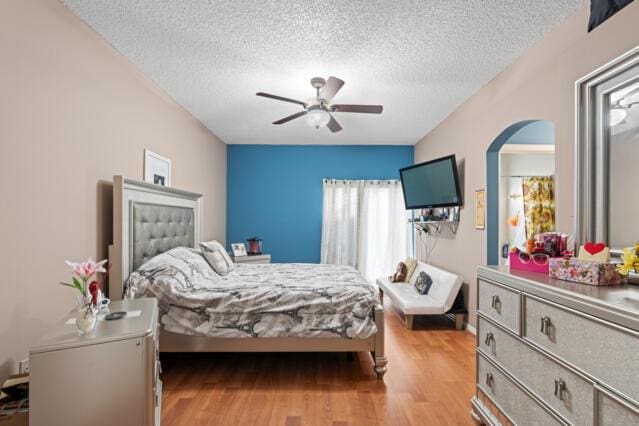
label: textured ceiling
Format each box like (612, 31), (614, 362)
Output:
(63, 0), (581, 145)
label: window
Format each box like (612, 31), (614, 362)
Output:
(320, 179), (411, 281)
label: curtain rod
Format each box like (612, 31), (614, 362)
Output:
(323, 178), (400, 184)
(500, 175), (555, 178)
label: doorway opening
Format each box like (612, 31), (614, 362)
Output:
(486, 120), (555, 265)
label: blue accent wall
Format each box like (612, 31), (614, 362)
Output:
(227, 145), (414, 263)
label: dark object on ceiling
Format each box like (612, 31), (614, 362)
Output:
(588, 0), (634, 32)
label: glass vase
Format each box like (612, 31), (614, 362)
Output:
(76, 297), (97, 335)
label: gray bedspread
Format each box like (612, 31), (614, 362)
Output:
(126, 247), (379, 339)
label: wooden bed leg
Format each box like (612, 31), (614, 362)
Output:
(374, 353), (388, 380)
(455, 313), (465, 330)
(373, 306), (388, 379)
(379, 288), (384, 302)
(404, 314), (414, 330)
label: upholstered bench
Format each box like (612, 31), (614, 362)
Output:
(376, 262), (464, 330)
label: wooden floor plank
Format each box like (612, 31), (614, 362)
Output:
(161, 299), (476, 425)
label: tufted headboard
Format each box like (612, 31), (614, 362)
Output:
(109, 176), (202, 300)
(131, 202), (195, 271)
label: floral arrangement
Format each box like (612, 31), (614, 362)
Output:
(59, 258), (109, 308)
(617, 244), (639, 276)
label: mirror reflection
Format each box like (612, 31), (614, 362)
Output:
(608, 81), (639, 249)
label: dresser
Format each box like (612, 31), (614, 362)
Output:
(30, 298), (161, 426)
(472, 266), (639, 426)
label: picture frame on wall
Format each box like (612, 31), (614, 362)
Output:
(475, 189), (485, 230)
(231, 243), (247, 257)
(144, 149), (171, 187)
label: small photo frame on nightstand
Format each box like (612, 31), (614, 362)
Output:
(231, 243), (247, 257)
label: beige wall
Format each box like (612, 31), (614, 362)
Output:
(414, 1), (639, 328)
(0, 0), (227, 380)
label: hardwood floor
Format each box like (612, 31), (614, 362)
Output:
(160, 301), (477, 426)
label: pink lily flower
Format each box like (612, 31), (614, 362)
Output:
(65, 258), (108, 281)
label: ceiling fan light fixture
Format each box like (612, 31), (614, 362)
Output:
(306, 108), (330, 129)
(610, 108), (627, 126)
(257, 76), (382, 133)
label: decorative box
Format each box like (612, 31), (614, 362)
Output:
(509, 252), (549, 274)
(549, 258), (621, 286)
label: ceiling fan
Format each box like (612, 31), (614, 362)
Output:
(256, 76), (383, 133)
(610, 86), (639, 126)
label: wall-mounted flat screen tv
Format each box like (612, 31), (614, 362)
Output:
(399, 154), (462, 209)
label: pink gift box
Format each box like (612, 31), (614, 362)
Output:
(549, 258), (621, 286)
(509, 252), (549, 274)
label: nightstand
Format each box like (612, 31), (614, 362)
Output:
(231, 253), (271, 264)
(30, 298), (161, 426)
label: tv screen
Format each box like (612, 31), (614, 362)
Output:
(399, 155), (462, 209)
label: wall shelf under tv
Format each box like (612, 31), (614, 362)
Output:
(411, 220), (459, 235)
(409, 206), (460, 234)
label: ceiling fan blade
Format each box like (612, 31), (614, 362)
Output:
(326, 114), (343, 133)
(320, 77), (345, 102)
(273, 110), (307, 125)
(256, 92), (307, 107)
(331, 104), (383, 114)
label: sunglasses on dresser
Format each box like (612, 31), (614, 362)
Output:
(518, 252), (549, 266)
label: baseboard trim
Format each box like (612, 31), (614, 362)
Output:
(465, 323), (476, 335)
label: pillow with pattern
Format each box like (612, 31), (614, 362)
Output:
(200, 240), (235, 276)
(414, 271), (433, 295)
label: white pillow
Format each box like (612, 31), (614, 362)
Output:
(200, 240), (235, 276)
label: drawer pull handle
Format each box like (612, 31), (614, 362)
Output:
(554, 378), (566, 401)
(486, 372), (494, 388)
(484, 332), (495, 347)
(490, 295), (501, 310)
(540, 316), (552, 335)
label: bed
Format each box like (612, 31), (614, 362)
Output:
(108, 176), (387, 378)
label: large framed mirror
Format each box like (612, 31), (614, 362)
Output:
(576, 46), (639, 280)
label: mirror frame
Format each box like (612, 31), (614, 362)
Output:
(575, 46), (639, 257)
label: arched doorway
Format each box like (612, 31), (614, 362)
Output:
(486, 120), (555, 265)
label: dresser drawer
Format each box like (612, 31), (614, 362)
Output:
(478, 279), (521, 334)
(523, 295), (639, 402)
(478, 316), (594, 425)
(477, 354), (564, 426)
(597, 386), (639, 426)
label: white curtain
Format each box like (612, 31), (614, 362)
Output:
(320, 179), (411, 281)
(320, 180), (361, 266)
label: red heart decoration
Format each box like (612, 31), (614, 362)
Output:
(584, 242), (606, 255)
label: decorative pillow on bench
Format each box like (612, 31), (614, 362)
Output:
(404, 258), (418, 281)
(414, 271), (433, 295)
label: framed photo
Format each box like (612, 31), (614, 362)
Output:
(231, 243), (247, 257)
(144, 149), (171, 186)
(475, 189), (486, 230)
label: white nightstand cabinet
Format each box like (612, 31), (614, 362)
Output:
(231, 253), (271, 264)
(30, 298), (161, 426)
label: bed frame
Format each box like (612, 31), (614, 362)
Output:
(109, 176), (387, 379)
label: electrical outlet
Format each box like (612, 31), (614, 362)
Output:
(18, 358), (29, 374)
